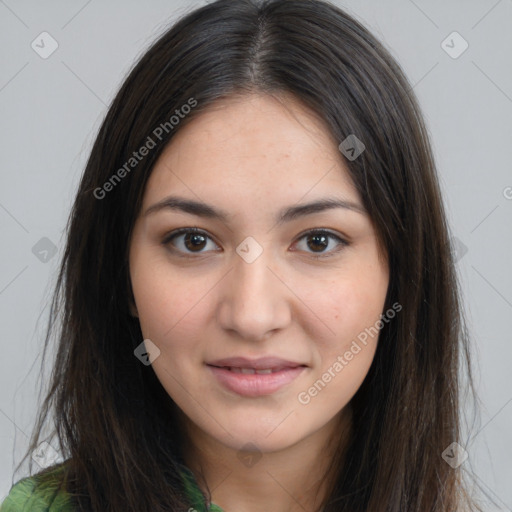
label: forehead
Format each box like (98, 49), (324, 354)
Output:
(142, 92), (360, 211)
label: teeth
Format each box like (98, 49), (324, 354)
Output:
(226, 367), (277, 374)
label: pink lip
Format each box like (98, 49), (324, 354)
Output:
(206, 356), (307, 397)
(207, 356), (305, 370)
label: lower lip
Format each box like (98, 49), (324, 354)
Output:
(207, 365), (306, 397)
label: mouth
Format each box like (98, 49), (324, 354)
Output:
(208, 365), (303, 374)
(205, 357), (308, 397)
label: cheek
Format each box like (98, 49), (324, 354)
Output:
(131, 259), (212, 364)
(133, 273), (207, 404)
(298, 345), (376, 416)
(297, 278), (385, 413)
(299, 261), (387, 412)
(311, 261), (388, 350)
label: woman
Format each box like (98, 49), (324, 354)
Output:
(0, 0), (488, 510)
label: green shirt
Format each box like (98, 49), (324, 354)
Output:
(0, 462), (224, 512)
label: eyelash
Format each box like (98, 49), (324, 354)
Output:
(161, 227), (349, 260)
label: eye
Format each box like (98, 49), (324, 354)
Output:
(162, 227), (348, 259)
(292, 229), (348, 259)
(162, 227), (220, 255)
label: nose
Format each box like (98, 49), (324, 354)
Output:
(217, 246), (292, 342)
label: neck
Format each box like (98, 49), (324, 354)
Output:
(182, 406), (352, 512)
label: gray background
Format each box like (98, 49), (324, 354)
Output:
(1, 0), (511, 509)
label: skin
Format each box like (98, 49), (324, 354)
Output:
(128, 92), (389, 512)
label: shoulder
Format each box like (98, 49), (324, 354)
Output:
(177, 464), (224, 512)
(1, 463), (74, 512)
(2, 462), (223, 512)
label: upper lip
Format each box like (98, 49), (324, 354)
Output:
(206, 356), (306, 370)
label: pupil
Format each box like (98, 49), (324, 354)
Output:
(309, 234), (327, 252)
(185, 233), (206, 251)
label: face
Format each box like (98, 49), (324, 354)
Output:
(129, 92), (389, 453)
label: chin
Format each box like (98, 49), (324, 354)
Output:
(210, 418), (308, 454)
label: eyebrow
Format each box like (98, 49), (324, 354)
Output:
(143, 195), (367, 224)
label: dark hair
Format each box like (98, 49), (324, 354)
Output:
(13, 0), (489, 510)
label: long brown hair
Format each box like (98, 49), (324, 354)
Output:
(12, 0), (489, 510)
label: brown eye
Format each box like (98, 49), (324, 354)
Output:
(306, 233), (329, 252)
(293, 230), (348, 259)
(183, 232), (207, 251)
(163, 228), (219, 255)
